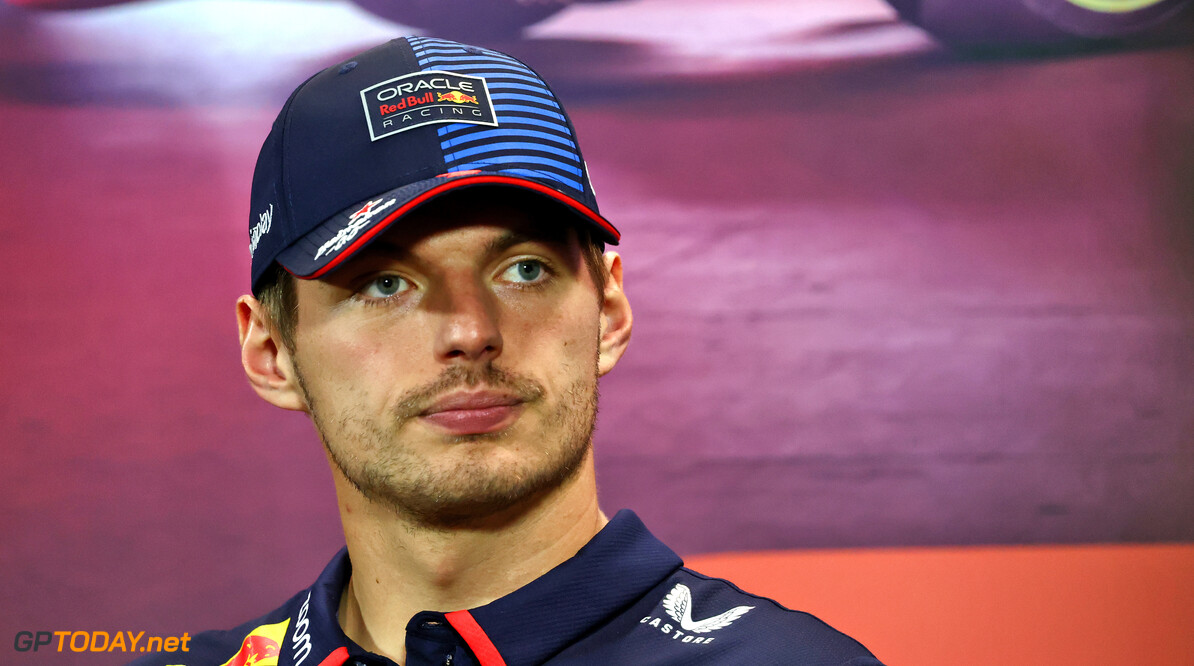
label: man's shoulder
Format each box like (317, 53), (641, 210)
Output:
(578, 566), (883, 665)
(125, 589), (308, 666)
(679, 567), (870, 634)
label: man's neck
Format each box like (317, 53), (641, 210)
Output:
(331, 455), (607, 665)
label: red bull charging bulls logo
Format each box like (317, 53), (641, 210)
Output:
(218, 619), (289, 666)
(437, 90), (478, 104)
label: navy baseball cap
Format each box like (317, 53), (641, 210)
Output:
(248, 36), (619, 295)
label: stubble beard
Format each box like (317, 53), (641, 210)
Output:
(294, 358), (599, 530)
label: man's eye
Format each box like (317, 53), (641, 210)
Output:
(361, 275), (410, 298)
(502, 260), (545, 283)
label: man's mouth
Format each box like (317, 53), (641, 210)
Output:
(419, 391), (525, 435)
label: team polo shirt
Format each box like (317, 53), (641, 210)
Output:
(130, 511), (883, 666)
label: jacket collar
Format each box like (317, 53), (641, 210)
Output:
(467, 510), (682, 664)
(303, 509), (682, 665)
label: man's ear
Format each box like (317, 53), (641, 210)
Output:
(236, 295), (308, 411)
(597, 252), (632, 377)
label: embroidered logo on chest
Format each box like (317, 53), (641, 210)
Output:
(639, 583), (753, 645)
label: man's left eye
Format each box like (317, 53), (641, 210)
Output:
(502, 260), (545, 283)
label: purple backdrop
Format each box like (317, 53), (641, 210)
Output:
(1, 1), (1192, 663)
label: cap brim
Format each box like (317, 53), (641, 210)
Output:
(276, 170), (619, 282)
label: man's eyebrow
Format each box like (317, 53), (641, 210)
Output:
(483, 228), (571, 256)
(357, 226), (572, 262)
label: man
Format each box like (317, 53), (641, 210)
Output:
(132, 36), (883, 666)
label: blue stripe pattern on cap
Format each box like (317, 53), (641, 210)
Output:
(407, 36), (587, 195)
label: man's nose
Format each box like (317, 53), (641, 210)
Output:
(431, 276), (503, 363)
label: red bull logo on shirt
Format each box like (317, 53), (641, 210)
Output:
(218, 619), (290, 666)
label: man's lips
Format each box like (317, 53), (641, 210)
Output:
(419, 391), (525, 435)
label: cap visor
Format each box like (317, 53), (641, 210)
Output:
(276, 171), (619, 281)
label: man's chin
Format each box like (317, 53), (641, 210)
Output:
(362, 443), (591, 527)
(402, 487), (557, 530)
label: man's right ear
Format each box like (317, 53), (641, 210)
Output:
(236, 295), (308, 412)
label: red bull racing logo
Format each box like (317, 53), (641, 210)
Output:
(361, 70), (497, 141)
(377, 89), (477, 116)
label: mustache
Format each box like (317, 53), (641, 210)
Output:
(391, 364), (545, 420)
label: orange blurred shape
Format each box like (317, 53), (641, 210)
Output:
(688, 542), (1194, 666)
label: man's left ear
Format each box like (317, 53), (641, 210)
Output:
(598, 252), (632, 376)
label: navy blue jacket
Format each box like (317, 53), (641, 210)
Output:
(129, 511), (883, 666)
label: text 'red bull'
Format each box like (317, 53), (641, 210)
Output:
(379, 92), (435, 115)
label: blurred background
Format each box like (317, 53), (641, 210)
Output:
(1, 0), (1192, 664)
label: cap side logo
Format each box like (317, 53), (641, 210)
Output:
(313, 197), (397, 261)
(249, 203), (273, 257)
(360, 70), (497, 141)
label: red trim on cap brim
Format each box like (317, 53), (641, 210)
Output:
(300, 175), (618, 281)
(445, 610), (508, 666)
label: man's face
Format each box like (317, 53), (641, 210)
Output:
(277, 197), (621, 527)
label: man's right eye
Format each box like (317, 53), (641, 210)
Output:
(360, 275), (411, 299)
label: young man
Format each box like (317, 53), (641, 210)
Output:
(133, 36), (883, 666)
